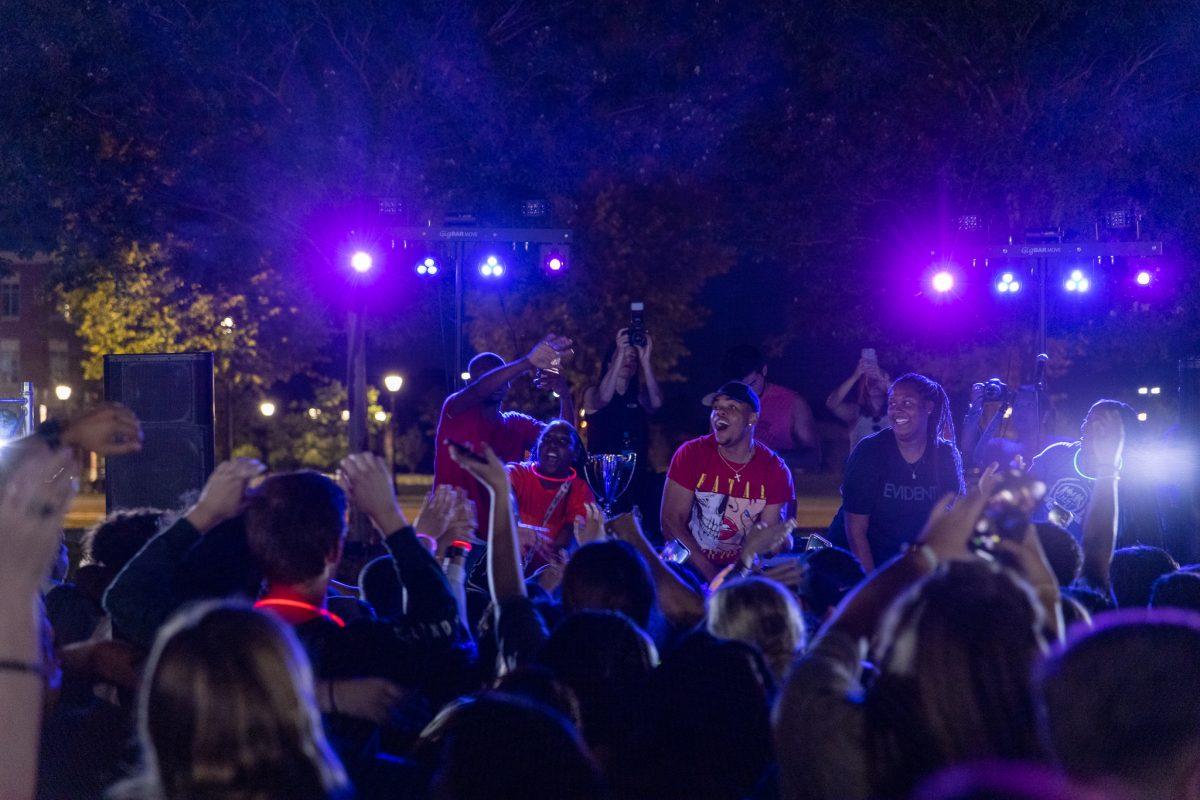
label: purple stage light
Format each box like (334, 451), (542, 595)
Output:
(1136, 270), (1152, 286)
(350, 250), (374, 273)
(416, 256), (439, 276)
(931, 270), (955, 293)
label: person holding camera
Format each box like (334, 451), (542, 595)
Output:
(582, 326), (663, 522)
(826, 351), (891, 451)
(837, 373), (965, 572)
(960, 378), (1041, 471)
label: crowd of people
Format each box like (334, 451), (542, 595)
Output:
(2, 331), (1197, 800)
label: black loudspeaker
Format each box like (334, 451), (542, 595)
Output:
(104, 353), (215, 513)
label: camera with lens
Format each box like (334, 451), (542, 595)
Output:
(981, 377), (1012, 403)
(629, 301), (647, 348)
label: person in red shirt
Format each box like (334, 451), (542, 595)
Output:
(508, 420), (596, 568)
(662, 382), (794, 581)
(433, 334), (575, 533)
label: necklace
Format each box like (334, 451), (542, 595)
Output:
(717, 446), (754, 483)
(530, 465), (576, 483)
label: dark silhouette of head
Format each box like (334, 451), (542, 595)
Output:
(1150, 571), (1200, 612)
(425, 693), (603, 800)
(1038, 610), (1200, 798)
(246, 472), (347, 588)
(561, 540), (656, 629)
(1110, 546), (1178, 608)
(1034, 523), (1083, 588)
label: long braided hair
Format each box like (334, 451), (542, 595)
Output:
(891, 373), (965, 495)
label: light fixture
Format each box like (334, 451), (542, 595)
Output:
(1137, 412), (1148, 422)
(416, 256), (439, 277)
(383, 373), (404, 393)
(479, 254), (505, 278)
(460, 371), (472, 381)
(1151, 386), (1161, 395)
(374, 410), (388, 422)
(341, 409), (350, 422)
(1136, 270), (1152, 286)
(54, 384), (72, 401)
(995, 272), (1021, 294)
(307, 407), (321, 420)
(1064, 268), (1090, 293)
(931, 270), (955, 294)
(259, 401), (276, 418)
(1138, 387), (1149, 395)
(350, 251), (374, 273)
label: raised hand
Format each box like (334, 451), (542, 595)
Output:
(573, 502), (607, 546)
(414, 484), (456, 541)
(740, 517), (798, 567)
(339, 453), (406, 535)
(916, 489), (990, 563)
(185, 458), (265, 534)
(62, 403), (143, 456)
(0, 447), (77, 593)
(527, 334), (574, 371)
(636, 332), (654, 364)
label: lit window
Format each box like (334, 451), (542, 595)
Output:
(0, 277), (19, 319)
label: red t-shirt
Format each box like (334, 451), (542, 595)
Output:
(508, 461), (595, 553)
(666, 434), (794, 564)
(433, 399), (544, 532)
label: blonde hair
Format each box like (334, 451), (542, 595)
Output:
(707, 577), (806, 681)
(116, 601), (348, 800)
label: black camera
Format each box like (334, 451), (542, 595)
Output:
(629, 302), (647, 348)
(982, 377), (1011, 403)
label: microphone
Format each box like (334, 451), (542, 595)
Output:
(1034, 353), (1049, 391)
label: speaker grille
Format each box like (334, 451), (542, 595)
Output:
(104, 353), (215, 512)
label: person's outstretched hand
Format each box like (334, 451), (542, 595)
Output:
(185, 459), (265, 534)
(527, 334), (574, 371)
(414, 484), (456, 541)
(740, 517), (798, 568)
(447, 441), (509, 494)
(0, 447), (77, 595)
(916, 489), (990, 563)
(62, 403), (143, 456)
(340, 453), (407, 535)
(1088, 410), (1125, 475)
(573, 502), (607, 546)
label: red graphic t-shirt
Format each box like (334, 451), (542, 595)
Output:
(666, 434), (794, 564)
(433, 400), (544, 532)
(508, 461), (595, 555)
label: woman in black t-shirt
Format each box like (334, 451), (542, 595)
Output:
(583, 328), (663, 519)
(837, 373), (965, 571)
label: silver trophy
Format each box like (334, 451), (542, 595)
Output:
(584, 453), (638, 517)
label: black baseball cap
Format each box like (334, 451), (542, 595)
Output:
(711, 381), (761, 413)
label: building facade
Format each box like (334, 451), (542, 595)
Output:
(0, 253), (83, 424)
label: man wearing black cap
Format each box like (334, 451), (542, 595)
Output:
(661, 381), (795, 581)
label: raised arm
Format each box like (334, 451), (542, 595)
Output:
(792, 396), (820, 452)
(104, 459), (265, 649)
(444, 334), (571, 417)
(636, 332), (664, 412)
(340, 453), (461, 633)
(585, 329), (632, 412)
(1079, 415), (1124, 594)
(0, 448), (76, 800)
(825, 362), (867, 424)
(448, 442), (525, 605)
(609, 509), (706, 627)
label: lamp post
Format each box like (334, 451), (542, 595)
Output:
(383, 373), (403, 474)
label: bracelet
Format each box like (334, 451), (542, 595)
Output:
(0, 659), (47, 679)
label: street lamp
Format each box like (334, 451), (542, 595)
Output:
(383, 373), (404, 473)
(259, 401), (276, 418)
(54, 384), (72, 401)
